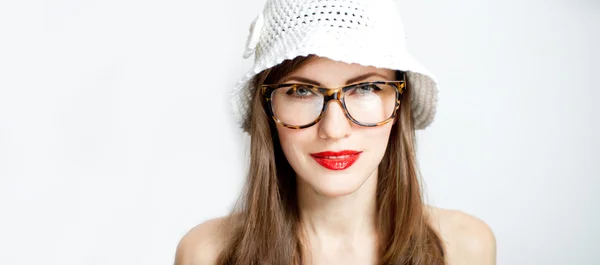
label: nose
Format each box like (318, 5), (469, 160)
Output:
(318, 100), (352, 140)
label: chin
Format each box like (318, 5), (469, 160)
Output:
(314, 184), (360, 198)
(302, 171), (371, 198)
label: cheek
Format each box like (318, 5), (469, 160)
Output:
(275, 125), (316, 161)
(361, 123), (394, 150)
(353, 124), (394, 171)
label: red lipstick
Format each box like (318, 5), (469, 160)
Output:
(310, 150), (362, 170)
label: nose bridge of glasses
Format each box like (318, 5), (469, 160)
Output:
(320, 87), (347, 121)
(320, 87), (343, 102)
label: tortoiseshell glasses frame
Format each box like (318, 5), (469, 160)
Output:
(261, 77), (407, 129)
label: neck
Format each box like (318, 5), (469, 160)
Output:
(296, 169), (379, 244)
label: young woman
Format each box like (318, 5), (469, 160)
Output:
(175, 0), (496, 264)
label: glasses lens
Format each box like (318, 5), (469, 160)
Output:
(271, 85), (324, 126)
(344, 83), (398, 124)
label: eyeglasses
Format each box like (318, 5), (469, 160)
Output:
(261, 79), (406, 129)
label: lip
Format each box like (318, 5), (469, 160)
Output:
(310, 150), (362, 170)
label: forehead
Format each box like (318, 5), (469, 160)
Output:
(283, 56), (396, 85)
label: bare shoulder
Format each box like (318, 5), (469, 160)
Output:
(424, 205), (497, 265)
(173, 216), (230, 265)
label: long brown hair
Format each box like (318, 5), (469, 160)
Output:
(217, 55), (445, 265)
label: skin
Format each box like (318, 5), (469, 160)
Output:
(174, 57), (496, 265)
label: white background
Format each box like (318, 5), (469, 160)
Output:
(0, 0), (598, 264)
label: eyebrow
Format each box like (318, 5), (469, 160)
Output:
(279, 72), (390, 86)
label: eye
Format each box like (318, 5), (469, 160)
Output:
(285, 85), (315, 97)
(355, 84), (381, 94)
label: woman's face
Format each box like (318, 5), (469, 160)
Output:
(275, 56), (396, 198)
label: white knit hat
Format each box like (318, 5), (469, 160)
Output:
(231, 0), (438, 130)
